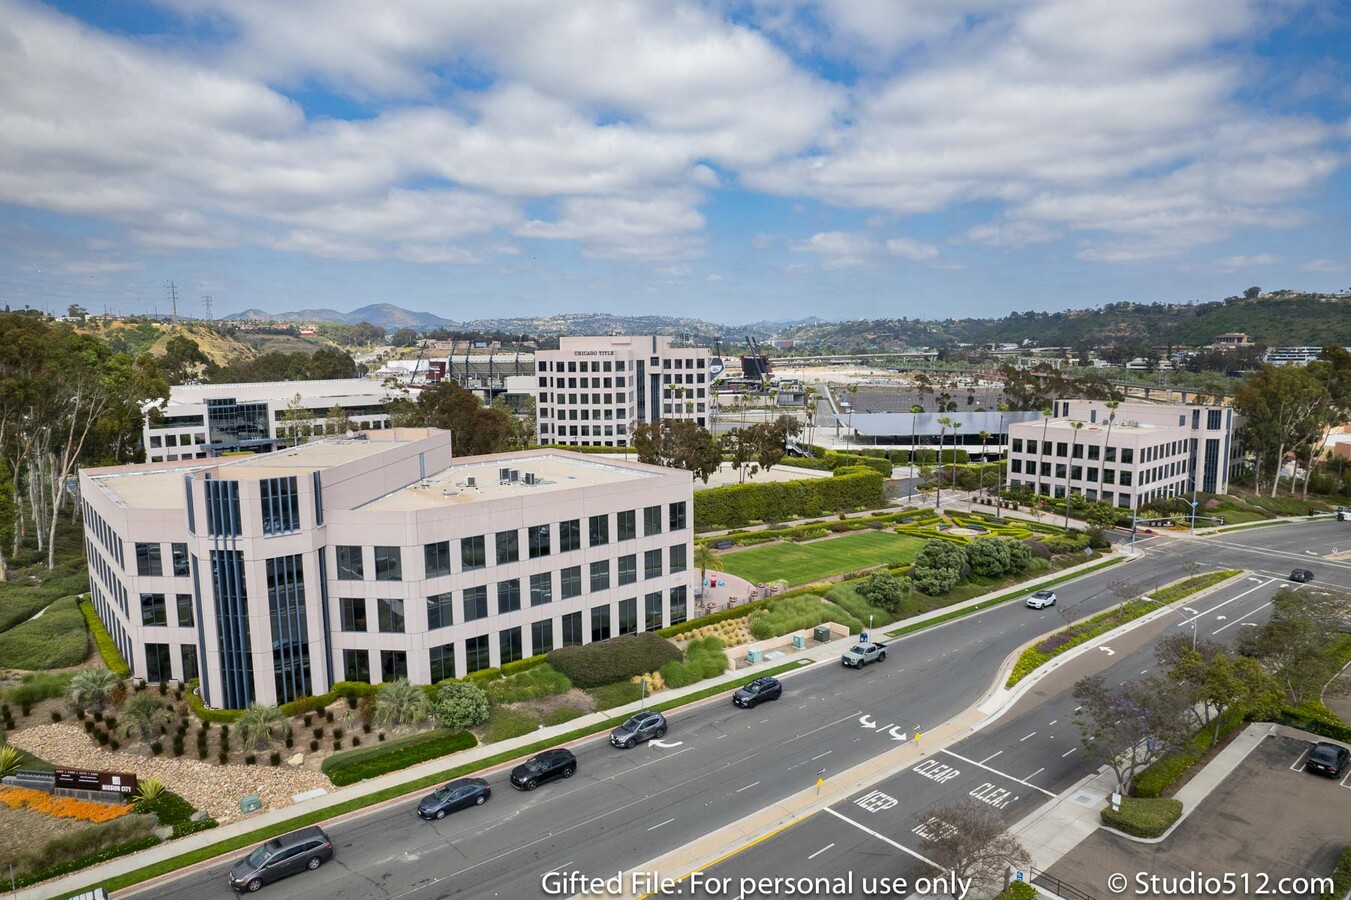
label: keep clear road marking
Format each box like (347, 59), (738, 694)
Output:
(807, 843), (835, 861)
(825, 808), (940, 868)
(939, 749), (1056, 798)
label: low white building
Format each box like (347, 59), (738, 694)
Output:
(80, 430), (695, 710)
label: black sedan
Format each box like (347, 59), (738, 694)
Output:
(510, 748), (576, 790)
(1290, 568), (1315, 583)
(417, 777), (491, 820)
(1306, 742), (1350, 778)
(733, 676), (782, 708)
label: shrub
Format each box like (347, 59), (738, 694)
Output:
(483, 706), (541, 743)
(749, 594), (863, 640)
(150, 741), (163, 756)
(217, 750), (228, 764)
(548, 632), (683, 689)
(270, 751), (281, 766)
(50, 710), (62, 723)
(333, 727), (344, 741)
(992, 882), (1039, 900)
(487, 665), (573, 705)
(693, 470), (885, 529)
(351, 736), (360, 747)
(332, 740), (342, 752)
(659, 637), (728, 689)
(76, 597), (132, 678)
(1100, 797), (1182, 838)
(856, 572), (907, 613)
(108, 739), (119, 752)
(1135, 710), (1244, 798)
(184, 679), (244, 724)
(911, 539), (969, 595)
(322, 729), (477, 786)
(310, 739), (319, 752)
(373, 678), (429, 730)
(314, 727), (324, 739)
(244, 754), (256, 765)
(430, 681), (490, 730)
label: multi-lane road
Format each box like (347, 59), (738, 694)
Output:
(132, 520), (1351, 899)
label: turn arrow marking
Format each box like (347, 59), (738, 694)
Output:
(650, 739), (683, 748)
(1099, 646), (1115, 656)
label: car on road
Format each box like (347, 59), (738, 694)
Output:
(229, 826), (333, 893)
(610, 711), (668, 748)
(1305, 742), (1350, 778)
(1290, 568), (1315, 583)
(1026, 589), (1058, 609)
(510, 748), (576, 790)
(1338, 506), (1350, 521)
(841, 640), (887, 668)
(417, 777), (491, 820)
(733, 676), (782, 708)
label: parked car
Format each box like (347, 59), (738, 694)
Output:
(229, 826), (333, 893)
(610, 711), (668, 748)
(510, 748), (577, 791)
(1290, 569), (1315, 583)
(733, 676), (782, 708)
(1337, 506), (1349, 521)
(417, 777), (491, 820)
(1305, 742), (1350, 778)
(1026, 589), (1058, 609)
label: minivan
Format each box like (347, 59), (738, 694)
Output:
(229, 826), (333, 893)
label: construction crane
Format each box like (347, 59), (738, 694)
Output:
(744, 335), (771, 385)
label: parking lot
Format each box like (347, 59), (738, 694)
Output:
(1043, 733), (1351, 899)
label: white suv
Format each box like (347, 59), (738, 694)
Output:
(1026, 590), (1057, 609)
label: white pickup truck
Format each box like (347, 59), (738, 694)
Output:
(841, 641), (887, 668)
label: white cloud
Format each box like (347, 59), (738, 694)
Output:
(1305, 258), (1347, 273)
(885, 237), (939, 260)
(962, 219), (1060, 247)
(707, 273), (723, 282)
(790, 230), (877, 268)
(1214, 254), (1280, 270)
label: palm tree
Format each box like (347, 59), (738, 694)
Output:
(1034, 407), (1054, 500)
(950, 422), (963, 490)
(935, 416), (951, 508)
(238, 703), (291, 750)
(1065, 420), (1084, 528)
(909, 404), (924, 492)
(374, 678), (428, 731)
(1096, 400), (1120, 504)
(67, 668), (121, 711)
(694, 543), (724, 608)
(121, 693), (164, 741)
(977, 430), (991, 496)
(996, 403), (1009, 498)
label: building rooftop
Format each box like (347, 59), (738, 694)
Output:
(1028, 419), (1181, 435)
(156, 378), (401, 410)
(360, 453), (661, 511)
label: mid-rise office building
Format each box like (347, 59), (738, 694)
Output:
(144, 379), (402, 461)
(535, 336), (711, 447)
(80, 430), (696, 710)
(1006, 400), (1234, 509)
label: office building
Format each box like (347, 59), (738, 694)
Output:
(144, 379), (402, 461)
(79, 430), (695, 710)
(535, 336), (711, 447)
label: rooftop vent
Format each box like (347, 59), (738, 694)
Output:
(466, 476), (476, 488)
(499, 467), (511, 483)
(523, 472), (537, 486)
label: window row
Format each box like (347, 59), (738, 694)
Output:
(140, 592), (195, 628)
(135, 542), (191, 578)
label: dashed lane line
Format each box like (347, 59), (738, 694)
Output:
(647, 818), (675, 832)
(807, 843), (835, 861)
(1212, 601), (1272, 635)
(1019, 732), (1037, 742)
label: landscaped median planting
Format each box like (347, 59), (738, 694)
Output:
(322, 728), (477, 786)
(1005, 570), (1241, 688)
(1133, 709), (1245, 799)
(1100, 796), (1182, 838)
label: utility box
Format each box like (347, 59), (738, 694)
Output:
(240, 795), (262, 814)
(813, 625), (831, 643)
(746, 648), (764, 664)
(791, 634), (808, 650)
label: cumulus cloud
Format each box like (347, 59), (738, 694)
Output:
(1214, 254), (1280, 271)
(885, 237), (939, 260)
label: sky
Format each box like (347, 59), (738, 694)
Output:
(0, 0), (1348, 325)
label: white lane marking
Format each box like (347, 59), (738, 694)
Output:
(1140, 669), (1148, 675)
(939, 750), (1056, 798)
(1062, 748), (1078, 758)
(824, 808), (940, 868)
(717, 734), (728, 740)
(1047, 720), (1057, 726)
(980, 751), (1003, 765)
(735, 782), (760, 793)
(1026, 767), (1045, 780)
(1020, 732), (1037, 742)
(812, 751), (832, 761)
(1290, 750), (1310, 772)
(1213, 602), (1272, 635)
(547, 861), (575, 873)
(807, 843), (835, 861)
(1074, 706), (1082, 712)
(647, 818), (675, 831)
(604, 746), (692, 781)
(1185, 578), (1274, 625)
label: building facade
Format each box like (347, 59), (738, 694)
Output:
(535, 336), (712, 447)
(144, 379), (403, 461)
(80, 430), (696, 710)
(1006, 400), (1235, 509)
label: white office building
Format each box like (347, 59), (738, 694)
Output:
(144, 379), (404, 462)
(80, 430), (696, 710)
(535, 336), (712, 447)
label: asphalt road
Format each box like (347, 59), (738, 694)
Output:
(132, 521), (1351, 900)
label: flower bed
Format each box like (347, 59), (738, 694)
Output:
(0, 785), (132, 824)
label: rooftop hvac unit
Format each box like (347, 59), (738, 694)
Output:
(523, 472), (537, 485)
(499, 467), (511, 482)
(466, 476), (476, 487)
(509, 469), (520, 482)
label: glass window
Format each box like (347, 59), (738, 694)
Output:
(260, 476), (300, 535)
(344, 649), (370, 683)
(644, 505), (662, 536)
(560, 566), (582, 599)
(618, 554), (637, 586)
(617, 510), (636, 541)
(136, 543), (163, 577)
(461, 536), (486, 570)
(336, 546), (363, 580)
(429, 644), (455, 683)
(374, 546), (402, 581)
(561, 612), (583, 646)
(644, 592), (663, 631)
(1121, 448), (1134, 464)
(1026, 439), (1037, 454)
(590, 560), (610, 592)
(1088, 445), (1100, 461)
(1012, 438), (1023, 453)
(140, 593), (167, 626)
(497, 579), (521, 614)
(176, 593), (194, 628)
(669, 501), (687, 532)
(530, 572), (552, 606)
(644, 549), (662, 580)
(495, 530), (519, 564)
(1056, 442), (1068, 457)
(145, 643), (172, 683)
(424, 541), (452, 579)
(377, 598), (405, 633)
(1072, 443), (1084, 459)
(500, 627), (523, 665)
(426, 592), (453, 630)
(591, 605), (611, 642)
(528, 525), (551, 559)
(265, 554), (311, 705)
(341, 597), (367, 632)
(669, 544), (687, 573)
(380, 650), (408, 682)
(171, 543), (189, 577)
(559, 519), (581, 553)
(618, 597), (637, 635)
(181, 644), (199, 681)
(589, 514), (609, 547)
(463, 585), (488, 622)
(465, 636), (490, 674)
(531, 619), (554, 655)
(670, 586), (688, 626)
(1105, 447), (1118, 463)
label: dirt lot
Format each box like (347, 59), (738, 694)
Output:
(1045, 734), (1351, 899)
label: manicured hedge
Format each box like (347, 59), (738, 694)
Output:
(658, 637), (729, 689)
(789, 453), (893, 477)
(1100, 796), (1182, 838)
(501, 654), (549, 676)
(1134, 709), (1244, 798)
(694, 470), (885, 530)
(1276, 700), (1351, 744)
(548, 632), (683, 689)
(322, 728), (477, 786)
(185, 680), (244, 723)
(78, 596), (131, 678)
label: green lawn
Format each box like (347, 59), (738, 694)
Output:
(718, 531), (926, 586)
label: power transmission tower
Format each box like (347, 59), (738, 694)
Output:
(202, 295), (214, 321)
(166, 281), (178, 324)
